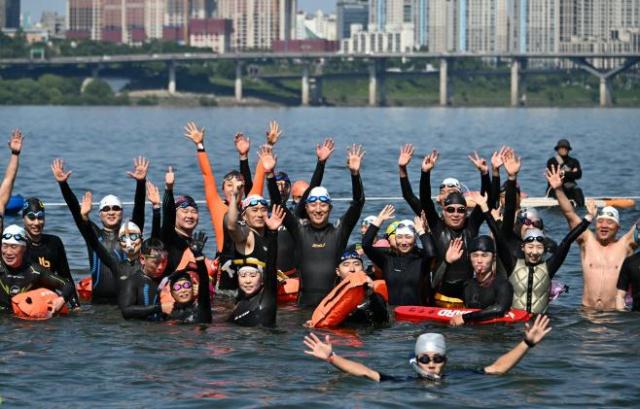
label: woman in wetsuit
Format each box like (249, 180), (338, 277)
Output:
(362, 204), (435, 306)
(227, 205), (283, 327)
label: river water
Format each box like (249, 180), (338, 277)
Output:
(0, 106), (639, 408)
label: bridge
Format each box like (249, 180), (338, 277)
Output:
(2, 51), (638, 107)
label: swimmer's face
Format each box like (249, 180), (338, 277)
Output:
(360, 223), (370, 235)
(470, 251), (494, 275)
(277, 181), (291, 202)
(176, 207), (199, 232)
(118, 227), (142, 257)
(336, 258), (364, 280)
(238, 269), (262, 296)
(171, 279), (195, 304)
(443, 205), (466, 229)
(1, 243), (25, 268)
(595, 218), (619, 242)
(305, 201), (331, 228)
(388, 235), (397, 250)
(141, 251), (168, 278)
(416, 353), (447, 377)
(522, 242), (545, 264)
(223, 176), (244, 200)
(23, 214), (45, 238)
(395, 234), (416, 254)
(99, 206), (123, 229)
(243, 204), (268, 229)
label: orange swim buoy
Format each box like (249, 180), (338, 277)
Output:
(372, 280), (388, 302)
(77, 276), (92, 301)
(11, 288), (69, 320)
(307, 271), (370, 328)
(277, 277), (299, 304)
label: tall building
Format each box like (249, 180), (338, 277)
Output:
(412, 0), (428, 48)
(297, 10), (337, 40)
(428, 0), (459, 52)
(66, 0), (102, 40)
(465, 0), (496, 52)
(0, 0), (20, 29)
(526, 0), (560, 53)
(145, 0), (163, 39)
(336, 0), (368, 40)
(40, 11), (67, 37)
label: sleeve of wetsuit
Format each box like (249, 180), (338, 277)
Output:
(131, 179), (146, 233)
(240, 158), (253, 196)
(489, 171), (501, 210)
(419, 232), (436, 259)
(617, 258), (631, 291)
(262, 229), (279, 306)
(195, 257), (212, 324)
(118, 278), (162, 319)
(267, 174), (284, 206)
(282, 201), (301, 242)
(248, 160), (266, 197)
(501, 179), (517, 236)
(400, 175), (422, 216)
(337, 173), (365, 247)
(462, 281), (513, 323)
(468, 173), (492, 228)
(58, 181), (86, 230)
(151, 207), (161, 239)
(546, 218), (591, 277)
(484, 210), (515, 274)
(362, 225), (387, 270)
(294, 160), (326, 219)
(419, 170), (440, 231)
(38, 269), (75, 303)
(161, 188), (175, 242)
(82, 220), (120, 274)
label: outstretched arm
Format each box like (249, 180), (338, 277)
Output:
(161, 167), (176, 241)
(546, 165), (582, 229)
(419, 150), (440, 229)
(190, 231), (212, 324)
(337, 145), (366, 245)
(484, 315), (552, 375)
(398, 144), (422, 215)
(224, 178), (250, 245)
(146, 181), (162, 239)
(362, 205), (395, 269)
(303, 333), (381, 382)
(547, 202), (595, 276)
(128, 156), (149, 232)
(0, 130), (22, 219)
(294, 138), (334, 218)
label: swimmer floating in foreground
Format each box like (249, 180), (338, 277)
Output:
(303, 314), (552, 382)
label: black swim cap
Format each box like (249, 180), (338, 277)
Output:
(275, 171), (291, 186)
(169, 271), (193, 286)
(22, 197), (45, 217)
(444, 192), (466, 206)
(468, 235), (495, 253)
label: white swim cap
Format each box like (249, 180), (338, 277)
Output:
(440, 178), (461, 190)
(307, 186), (331, 203)
(362, 215), (377, 226)
(597, 206), (619, 225)
(99, 194), (122, 211)
(2, 224), (28, 246)
(118, 221), (141, 237)
(415, 333), (447, 356)
(395, 219), (416, 236)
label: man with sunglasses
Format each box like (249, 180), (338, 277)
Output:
(264, 144), (365, 308)
(1, 224), (75, 312)
(303, 314), (552, 381)
(547, 166), (639, 310)
(0, 129), (23, 232)
(21, 197), (79, 307)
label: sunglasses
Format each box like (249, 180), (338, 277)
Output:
(306, 195), (331, 204)
(238, 270), (261, 278)
(444, 206), (466, 214)
(244, 198), (268, 208)
(100, 206), (122, 212)
(521, 218), (542, 228)
(172, 281), (193, 291)
(416, 354), (446, 364)
(26, 211), (45, 221)
(440, 184), (459, 189)
(523, 236), (545, 243)
(119, 233), (142, 242)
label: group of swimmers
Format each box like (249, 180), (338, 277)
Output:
(0, 124), (638, 382)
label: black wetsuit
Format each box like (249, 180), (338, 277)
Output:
(362, 224), (435, 306)
(546, 154), (584, 206)
(118, 270), (162, 320)
(272, 172), (365, 308)
(420, 170), (490, 299)
(167, 258), (212, 324)
(0, 259), (75, 310)
(26, 234), (79, 307)
(228, 229), (278, 326)
(161, 188), (192, 275)
(342, 288), (389, 326)
(617, 253), (640, 311)
(58, 179), (145, 304)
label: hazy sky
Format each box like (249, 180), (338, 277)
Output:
(21, 0), (336, 20)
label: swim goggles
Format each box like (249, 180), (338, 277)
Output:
(521, 218), (542, 228)
(172, 281), (193, 291)
(444, 206), (466, 214)
(25, 211), (45, 221)
(598, 210), (618, 219)
(439, 183), (459, 189)
(2, 233), (27, 242)
(243, 198), (268, 208)
(175, 196), (198, 210)
(306, 195), (331, 204)
(100, 205), (122, 212)
(340, 250), (362, 262)
(119, 233), (142, 242)
(523, 236), (545, 243)
(416, 354), (447, 364)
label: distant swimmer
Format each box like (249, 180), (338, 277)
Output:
(0, 225), (75, 312)
(303, 314), (552, 381)
(0, 129), (22, 232)
(546, 139), (584, 207)
(616, 240), (640, 311)
(547, 166), (639, 310)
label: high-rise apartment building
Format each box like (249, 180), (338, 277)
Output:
(145, 0), (163, 39)
(0, 0), (20, 29)
(428, 0), (459, 52)
(67, 0), (102, 40)
(336, 0), (368, 40)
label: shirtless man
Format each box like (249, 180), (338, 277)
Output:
(546, 165), (638, 310)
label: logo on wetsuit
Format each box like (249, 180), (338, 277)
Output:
(312, 243), (326, 248)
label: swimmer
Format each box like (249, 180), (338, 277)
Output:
(546, 139), (584, 207)
(303, 314), (552, 381)
(22, 197), (79, 307)
(616, 247), (640, 311)
(362, 204), (435, 306)
(0, 129), (23, 231)
(51, 157), (148, 303)
(0, 224), (75, 312)
(547, 165), (639, 310)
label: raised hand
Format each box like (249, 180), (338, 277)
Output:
(165, 166), (175, 190)
(316, 138), (335, 162)
(503, 149), (521, 177)
(545, 165), (563, 190)
(189, 231), (208, 258)
(266, 121), (282, 146)
(468, 191), (488, 211)
(234, 132), (250, 157)
(303, 333), (333, 361)
(231, 177), (244, 198)
(398, 144), (415, 167)
(524, 315), (552, 346)
(445, 237), (464, 264)
(127, 156), (149, 181)
(421, 150), (439, 172)
(376, 204), (396, 223)
(146, 180), (161, 207)
(184, 121), (204, 145)
(468, 151), (488, 174)
(80, 191), (93, 219)
(491, 146), (507, 171)
(346, 144), (365, 174)
(257, 144), (277, 173)
(586, 199), (597, 220)
(51, 158), (72, 183)
(414, 213), (427, 235)
(265, 205), (285, 231)
(8, 129), (23, 154)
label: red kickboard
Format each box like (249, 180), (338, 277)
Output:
(394, 306), (531, 325)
